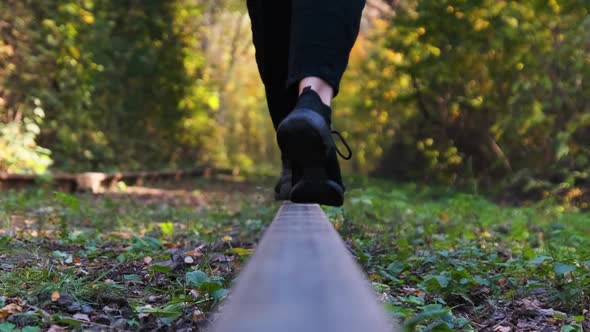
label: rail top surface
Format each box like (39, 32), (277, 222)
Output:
(211, 202), (397, 332)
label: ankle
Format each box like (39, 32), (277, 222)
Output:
(298, 77), (333, 106)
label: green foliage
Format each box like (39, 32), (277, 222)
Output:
(186, 270), (228, 301)
(0, 104), (52, 173)
(338, 0), (590, 185)
(1, 177), (588, 329)
(1, 0), (223, 171)
(339, 177), (590, 330)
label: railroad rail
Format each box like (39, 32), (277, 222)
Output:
(211, 202), (397, 332)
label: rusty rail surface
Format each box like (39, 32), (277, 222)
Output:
(211, 202), (397, 332)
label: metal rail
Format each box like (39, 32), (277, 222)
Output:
(211, 202), (396, 332)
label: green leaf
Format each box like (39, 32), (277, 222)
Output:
(132, 236), (162, 251)
(159, 222), (174, 237)
(0, 236), (12, 249)
(54, 316), (82, 328)
(428, 322), (455, 332)
(423, 274), (450, 291)
(141, 303), (184, 319)
(199, 281), (223, 294)
(0, 322), (16, 332)
(403, 308), (449, 331)
(230, 247), (253, 256)
(150, 264), (173, 274)
(553, 263), (576, 275)
(140, 303), (184, 325)
(372, 282), (391, 293)
(186, 270), (210, 287)
(51, 250), (69, 258)
(473, 276), (490, 286)
(561, 325), (581, 332)
(529, 255), (551, 265)
(22, 327), (42, 332)
(54, 192), (81, 212)
(211, 288), (229, 300)
(123, 274), (142, 282)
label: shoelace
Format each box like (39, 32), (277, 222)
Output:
(331, 130), (352, 160)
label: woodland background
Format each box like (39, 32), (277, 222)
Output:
(1, 0), (589, 195)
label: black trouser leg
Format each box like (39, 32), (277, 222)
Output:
(248, 0), (365, 126)
(247, 0), (297, 129)
(287, 0), (365, 97)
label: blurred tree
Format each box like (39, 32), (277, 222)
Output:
(2, 0), (589, 189)
(338, 0), (590, 185)
(0, 0), (53, 173)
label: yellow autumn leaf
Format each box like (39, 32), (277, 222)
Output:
(231, 247), (254, 256)
(0, 303), (23, 321)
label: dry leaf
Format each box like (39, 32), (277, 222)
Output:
(51, 291), (60, 302)
(73, 313), (90, 321)
(189, 289), (201, 299)
(192, 309), (205, 321)
(184, 256), (194, 264)
(185, 249), (203, 257)
(438, 212), (449, 221)
(0, 303), (23, 321)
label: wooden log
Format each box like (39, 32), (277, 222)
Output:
(0, 167), (235, 193)
(0, 172), (77, 192)
(211, 202), (397, 332)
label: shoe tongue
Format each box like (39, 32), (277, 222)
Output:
(296, 86), (332, 125)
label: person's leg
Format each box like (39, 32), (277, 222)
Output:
(289, 0), (366, 99)
(247, 0), (297, 200)
(276, 0), (365, 206)
(299, 77), (333, 106)
(247, 0), (297, 129)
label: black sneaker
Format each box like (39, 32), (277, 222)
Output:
(276, 87), (352, 206)
(274, 158), (292, 201)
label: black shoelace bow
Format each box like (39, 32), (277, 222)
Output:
(331, 131), (352, 160)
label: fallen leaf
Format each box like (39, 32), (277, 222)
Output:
(185, 249), (203, 257)
(231, 248), (253, 256)
(192, 309), (205, 321)
(51, 291), (60, 302)
(73, 313), (90, 321)
(189, 289), (201, 299)
(0, 303), (23, 321)
(210, 253), (233, 262)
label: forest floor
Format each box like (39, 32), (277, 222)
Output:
(0, 175), (589, 331)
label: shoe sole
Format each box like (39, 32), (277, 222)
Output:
(276, 109), (344, 206)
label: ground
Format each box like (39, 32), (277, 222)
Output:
(0, 175), (589, 331)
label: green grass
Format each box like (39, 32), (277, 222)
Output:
(0, 176), (588, 331)
(336, 178), (589, 330)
